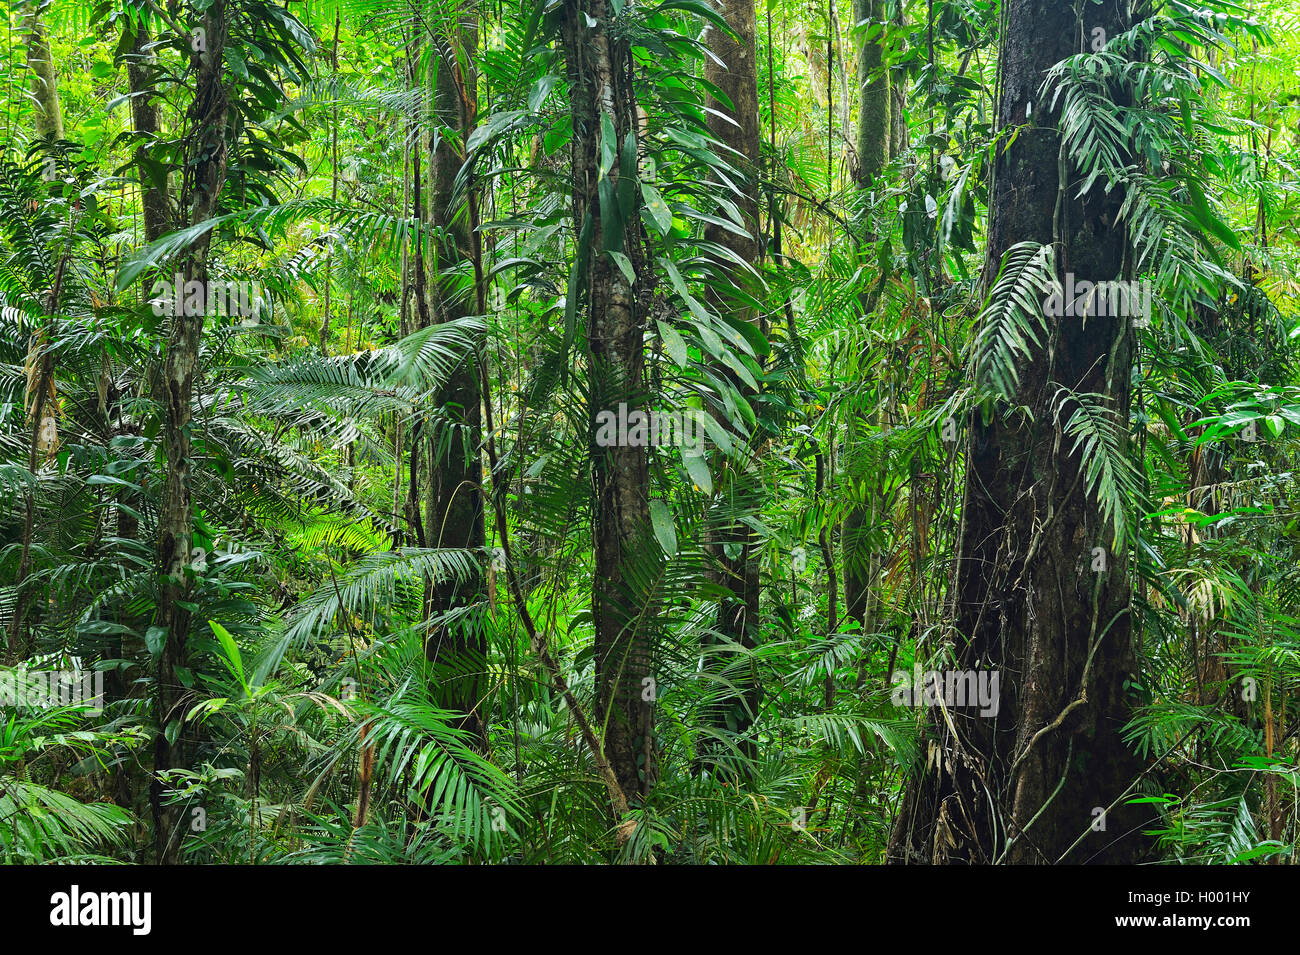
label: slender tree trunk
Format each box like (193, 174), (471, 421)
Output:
(5, 5), (68, 660)
(853, 0), (888, 187)
(97, 11), (168, 817)
(888, 3), (907, 159)
(559, 0), (658, 800)
(699, 0), (764, 775)
(8, 298), (60, 662)
(22, 1), (63, 143)
(403, 39), (430, 552)
(124, 13), (171, 243)
(841, 493), (872, 629)
(888, 0), (1144, 864)
(150, 1), (230, 864)
(842, 0), (892, 634)
(318, 10), (340, 355)
(423, 13), (488, 745)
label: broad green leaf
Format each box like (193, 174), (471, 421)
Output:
(209, 620), (245, 687)
(642, 183), (672, 234)
(600, 113), (617, 178)
(649, 500), (677, 556)
(657, 320), (689, 367)
(684, 452), (712, 494)
(609, 250), (635, 285)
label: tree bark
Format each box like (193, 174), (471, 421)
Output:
(423, 13), (488, 745)
(843, 0), (893, 635)
(559, 0), (658, 800)
(854, 0), (889, 187)
(124, 13), (171, 243)
(888, 0), (1145, 864)
(696, 0), (764, 775)
(22, 2), (63, 143)
(7, 262), (64, 662)
(888, 3), (907, 159)
(150, 0), (230, 864)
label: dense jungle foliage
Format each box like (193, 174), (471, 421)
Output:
(1, 0), (1299, 865)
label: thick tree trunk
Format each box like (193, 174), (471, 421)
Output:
(150, 1), (230, 864)
(559, 0), (657, 801)
(698, 0), (763, 774)
(423, 15), (488, 744)
(888, 0), (1145, 864)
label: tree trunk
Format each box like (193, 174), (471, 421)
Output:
(150, 1), (230, 864)
(22, 2), (63, 143)
(853, 0), (888, 187)
(698, 0), (764, 775)
(423, 13), (488, 745)
(102, 12), (168, 821)
(888, 4), (907, 159)
(7, 298), (61, 662)
(124, 14), (171, 243)
(888, 0), (1145, 864)
(559, 0), (657, 801)
(843, 0), (892, 635)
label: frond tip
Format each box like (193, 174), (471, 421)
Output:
(1053, 386), (1144, 546)
(971, 242), (1056, 400)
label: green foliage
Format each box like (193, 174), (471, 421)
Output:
(0, 0), (1298, 866)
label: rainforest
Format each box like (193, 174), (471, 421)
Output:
(0, 0), (1298, 868)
